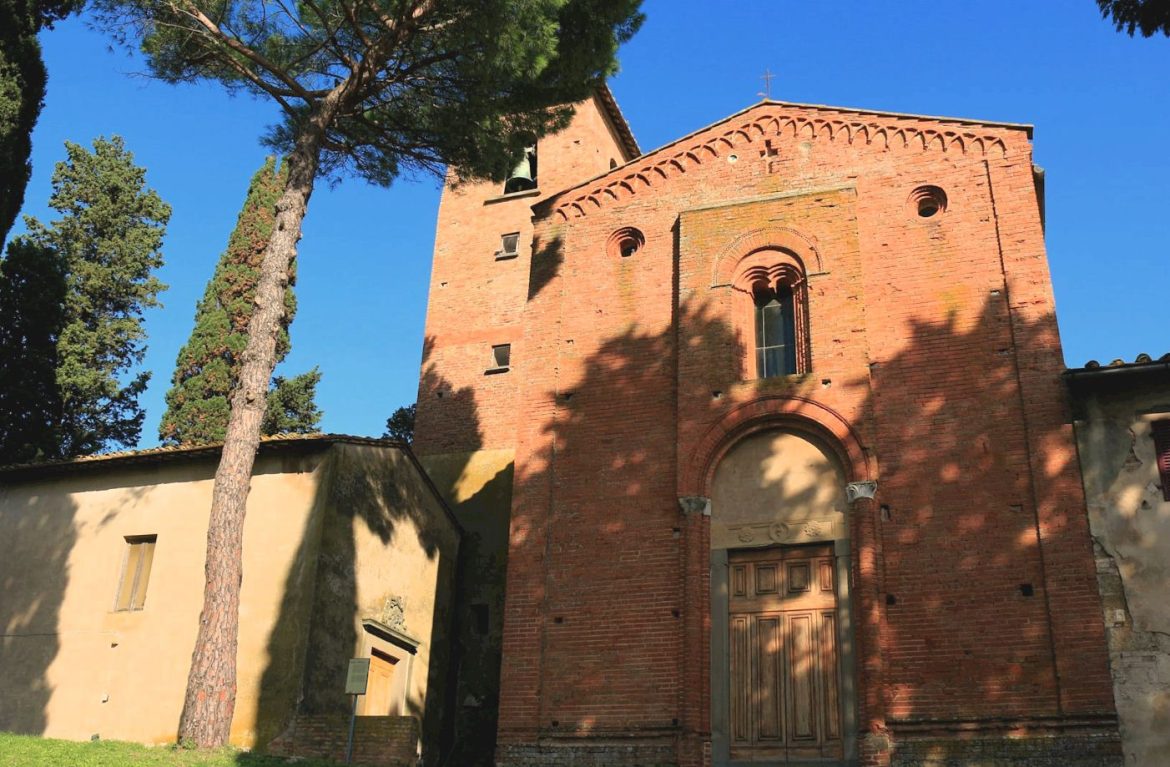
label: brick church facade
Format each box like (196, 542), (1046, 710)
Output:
(412, 87), (1122, 766)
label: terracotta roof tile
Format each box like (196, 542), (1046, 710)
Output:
(0, 432), (404, 475)
(1067, 352), (1170, 373)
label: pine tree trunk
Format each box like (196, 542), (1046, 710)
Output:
(176, 96), (339, 748)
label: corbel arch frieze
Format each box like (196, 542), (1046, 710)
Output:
(552, 105), (1013, 222)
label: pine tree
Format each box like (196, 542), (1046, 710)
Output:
(160, 157), (321, 446)
(93, 0), (643, 743)
(20, 136), (170, 457)
(1098, 0), (1170, 37)
(0, 239), (67, 463)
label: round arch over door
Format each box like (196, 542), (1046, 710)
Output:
(709, 429), (858, 766)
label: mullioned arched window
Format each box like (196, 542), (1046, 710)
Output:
(734, 254), (809, 379)
(754, 282), (797, 377)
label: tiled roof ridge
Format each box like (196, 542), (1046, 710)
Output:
(0, 432), (404, 474)
(1068, 352), (1170, 373)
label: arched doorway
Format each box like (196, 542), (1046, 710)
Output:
(709, 429), (857, 765)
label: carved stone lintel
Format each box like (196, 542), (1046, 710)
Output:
(679, 495), (712, 517)
(723, 516), (844, 548)
(845, 481), (878, 503)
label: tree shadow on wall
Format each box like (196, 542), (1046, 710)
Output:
(412, 334), (516, 767)
(0, 471), (159, 741)
(497, 287), (1106, 750)
(500, 303), (755, 739)
(0, 476), (77, 737)
(850, 295), (1105, 726)
(251, 347), (487, 767)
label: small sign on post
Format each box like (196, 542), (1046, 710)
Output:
(346, 658), (371, 695)
(345, 658), (370, 764)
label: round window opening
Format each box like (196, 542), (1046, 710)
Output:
(608, 227), (645, 259)
(909, 185), (947, 219)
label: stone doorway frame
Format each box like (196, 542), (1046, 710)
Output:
(679, 399), (884, 767)
(710, 536), (856, 766)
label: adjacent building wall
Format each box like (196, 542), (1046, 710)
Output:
(0, 441), (458, 764)
(1070, 367), (1170, 766)
(297, 443), (460, 766)
(0, 450), (324, 745)
(418, 449), (515, 767)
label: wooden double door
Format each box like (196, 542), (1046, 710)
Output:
(729, 545), (843, 762)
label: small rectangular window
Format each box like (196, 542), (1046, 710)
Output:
(116, 535), (157, 611)
(488, 344), (511, 373)
(1153, 420), (1170, 502)
(497, 233), (520, 260)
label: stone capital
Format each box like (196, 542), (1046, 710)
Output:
(845, 480), (878, 503)
(678, 495), (711, 516)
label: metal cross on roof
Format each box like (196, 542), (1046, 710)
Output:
(759, 68), (775, 100)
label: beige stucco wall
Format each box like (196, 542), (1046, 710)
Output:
(297, 443), (459, 764)
(0, 442), (458, 755)
(1072, 376), (1170, 766)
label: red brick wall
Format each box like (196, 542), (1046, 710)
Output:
(414, 100), (1118, 765)
(267, 714), (418, 766)
(414, 94), (632, 457)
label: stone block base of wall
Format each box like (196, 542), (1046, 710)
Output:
(890, 730), (1122, 767)
(496, 738), (676, 767)
(267, 713), (418, 767)
(494, 726), (1122, 767)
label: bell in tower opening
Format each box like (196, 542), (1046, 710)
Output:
(504, 145), (537, 193)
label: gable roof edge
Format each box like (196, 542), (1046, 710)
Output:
(535, 99), (1033, 218)
(595, 82), (641, 159)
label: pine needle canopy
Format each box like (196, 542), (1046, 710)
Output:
(95, 0), (644, 184)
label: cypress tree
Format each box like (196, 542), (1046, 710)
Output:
(16, 136), (169, 457)
(159, 157), (321, 446)
(383, 403), (415, 444)
(0, 239), (67, 463)
(0, 0), (82, 250)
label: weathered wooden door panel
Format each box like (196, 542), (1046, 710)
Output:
(731, 614), (751, 746)
(728, 545), (843, 762)
(787, 611), (816, 743)
(755, 615), (783, 742)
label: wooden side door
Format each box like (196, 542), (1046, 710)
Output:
(360, 650), (399, 716)
(729, 545), (842, 762)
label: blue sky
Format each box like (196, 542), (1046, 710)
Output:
(18, 1), (1170, 446)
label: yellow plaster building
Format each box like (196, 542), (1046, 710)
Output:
(0, 435), (460, 765)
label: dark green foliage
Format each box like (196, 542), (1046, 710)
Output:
(18, 136), (169, 457)
(0, 239), (67, 463)
(159, 157), (322, 445)
(262, 368), (322, 435)
(94, 0), (644, 189)
(0, 0), (84, 250)
(383, 403), (415, 444)
(1098, 0), (1170, 36)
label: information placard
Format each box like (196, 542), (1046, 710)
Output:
(345, 658), (370, 695)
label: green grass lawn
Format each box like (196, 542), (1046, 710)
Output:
(0, 732), (347, 766)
